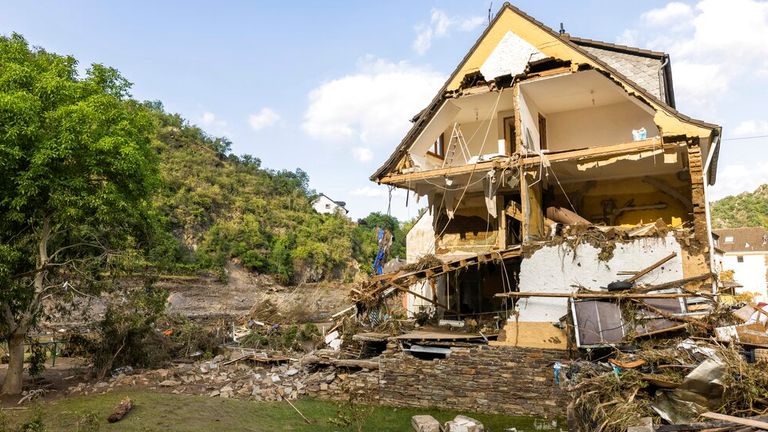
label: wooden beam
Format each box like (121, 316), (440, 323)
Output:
(505, 201), (524, 221)
(521, 137), (674, 166)
(699, 412), (768, 430)
(633, 274), (711, 293)
(494, 291), (697, 299)
(624, 252), (676, 283)
(378, 159), (507, 185)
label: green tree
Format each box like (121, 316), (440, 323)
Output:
(0, 34), (158, 394)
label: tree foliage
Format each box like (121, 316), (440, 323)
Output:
(0, 33), (159, 394)
(711, 184), (768, 229)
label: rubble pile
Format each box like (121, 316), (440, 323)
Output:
(565, 338), (768, 432)
(66, 352), (379, 403)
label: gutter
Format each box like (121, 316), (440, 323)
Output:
(702, 132), (722, 294)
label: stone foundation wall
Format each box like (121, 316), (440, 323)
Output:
(307, 344), (568, 418)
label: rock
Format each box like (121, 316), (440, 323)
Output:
(412, 415), (441, 432)
(285, 368), (299, 376)
(209, 390), (220, 397)
(94, 382), (109, 389)
(159, 380), (180, 387)
(627, 417), (654, 432)
(444, 415), (484, 432)
(271, 374), (281, 383)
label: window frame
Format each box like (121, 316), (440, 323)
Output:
(427, 133), (446, 159)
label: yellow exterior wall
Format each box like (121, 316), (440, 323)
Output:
(446, 6), (712, 139)
(562, 175), (692, 226)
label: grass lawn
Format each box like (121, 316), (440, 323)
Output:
(3, 390), (562, 431)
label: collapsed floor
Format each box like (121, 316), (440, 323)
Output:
(333, 223), (768, 431)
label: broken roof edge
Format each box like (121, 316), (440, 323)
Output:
(370, 2), (720, 183)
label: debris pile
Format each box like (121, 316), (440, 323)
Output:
(67, 350), (378, 403)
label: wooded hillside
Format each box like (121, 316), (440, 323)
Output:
(143, 104), (406, 284)
(710, 184), (768, 229)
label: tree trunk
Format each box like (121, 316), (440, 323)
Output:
(2, 332), (25, 395)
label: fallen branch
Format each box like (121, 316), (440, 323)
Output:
(107, 397), (133, 423)
(282, 395), (311, 424)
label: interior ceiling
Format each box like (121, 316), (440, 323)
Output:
(521, 70), (632, 114)
(453, 89), (515, 123)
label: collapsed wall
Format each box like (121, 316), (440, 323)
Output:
(306, 343), (568, 418)
(517, 233), (684, 322)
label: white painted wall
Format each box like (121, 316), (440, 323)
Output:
(547, 102), (659, 152)
(406, 211), (436, 315)
(480, 31), (546, 80)
(516, 234), (684, 322)
(721, 253), (768, 302)
(518, 90), (541, 153)
(313, 195), (344, 215)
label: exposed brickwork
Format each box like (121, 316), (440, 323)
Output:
(379, 344), (568, 417)
(305, 345), (568, 417)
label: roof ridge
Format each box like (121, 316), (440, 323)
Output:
(568, 36), (667, 59)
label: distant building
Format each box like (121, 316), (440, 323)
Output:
(312, 193), (348, 215)
(713, 227), (768, 301)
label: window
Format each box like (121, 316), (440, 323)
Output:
(325, 203), (331, 209)
(428, 133), (445, 158)
(737, 255), (744, 263)
(724, 236), (734, 243)
(538, 113), (547, 150)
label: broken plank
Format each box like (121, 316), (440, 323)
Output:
(699, 413), (768, 430)
(634, 274), (712, 293)
(624, 252), (677, 283)
(494, 291), (696, 299)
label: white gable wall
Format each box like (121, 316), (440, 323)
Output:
(480, 31), (546, 81)
(721, 253), (768, 302)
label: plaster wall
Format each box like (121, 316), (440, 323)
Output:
(518, 90), (542, 152)
(547, 101), (659, 151)
(721, 253), (768, 302)
(517, 234), (684, 322)
(406, 211), (436, 314)
(480, 30), (546, 81)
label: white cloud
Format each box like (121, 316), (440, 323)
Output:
(302, 56), (445, 148)
(619, 0), (768, 114)
(413, 9), (485, 55)
(732, 120), (768, 137)
(352, 147), (374, 163)
(248, 107), (280, 130)
(708, 162), (768, 200)
(199, 111), (228, 135)
(641, 2), (694, 29)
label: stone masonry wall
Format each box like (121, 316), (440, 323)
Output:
(305, 344), (569, 418)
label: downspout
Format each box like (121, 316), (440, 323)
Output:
(702, 132), (721, 294)
(657, 55), (669, 105)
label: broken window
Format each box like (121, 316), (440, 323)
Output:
(428, 133), (445, 159)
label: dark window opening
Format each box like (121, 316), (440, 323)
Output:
(428, 133), (445, 158)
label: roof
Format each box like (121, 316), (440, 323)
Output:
(569, 37), (675, 107)
(713, 227), (768, 253)
(316, 193), (347, 208)
(370, 2), (720, 183)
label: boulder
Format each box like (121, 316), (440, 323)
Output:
(411, 415), (441, 432)
(444, 415), (484, 432)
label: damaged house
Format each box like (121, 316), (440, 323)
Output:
(368, 3), (722, 350)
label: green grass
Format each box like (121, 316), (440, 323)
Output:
(3, 390), (562, 432)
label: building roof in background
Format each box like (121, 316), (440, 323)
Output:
(713, 227), (768, 253)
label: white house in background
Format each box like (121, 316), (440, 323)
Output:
(714, 227), (768, 301)
(312, 193), (348, 215)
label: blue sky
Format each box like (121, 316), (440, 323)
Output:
(2, 0), (767, 220)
